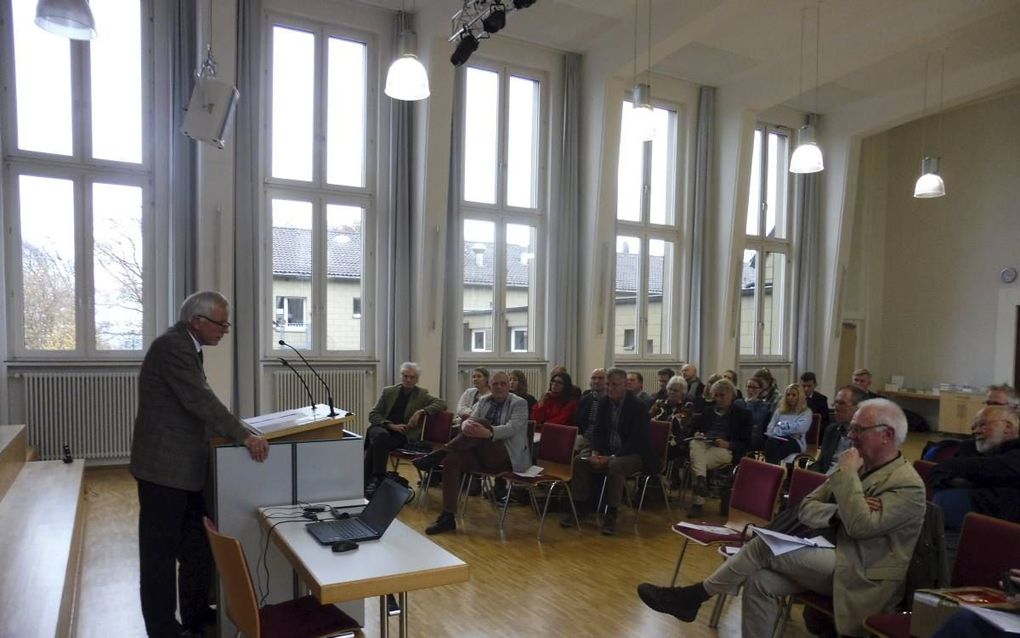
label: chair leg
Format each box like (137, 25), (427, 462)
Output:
(670, 538), (690, 586)
(708, 593), (728, 628)
(537, 481), (560, 541)
(771, 596), (794, 638)
(659, 475), (672, 517)
(563, 484), (581, 532)
(526, 485), (541, 516)
(418, 469), (432, 511)
(457, 474), (471, 518)
(498, 482), (513, 530)
(635, 476), (651, 523)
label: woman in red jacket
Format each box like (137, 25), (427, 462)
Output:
(531, 372), (578, 429)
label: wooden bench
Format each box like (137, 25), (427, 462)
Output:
(0, 424), (87, 638)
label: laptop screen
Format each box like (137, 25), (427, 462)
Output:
(360, 477), (410, 533)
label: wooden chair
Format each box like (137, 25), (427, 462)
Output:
(496, 422), (580, 540)
(203, 517), (357, 638)
(628, 419), (673, 522)
(863, 512), (1020, 638)
(669, 457), (785, 586)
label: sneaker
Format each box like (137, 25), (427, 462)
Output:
(687, 503), (703, 518)
(636, 582), (706, 622)
(601, 510), (618, 536)
(413, 449), (447, 473)
(425, 512), (456, 535)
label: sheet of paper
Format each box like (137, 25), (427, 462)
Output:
(675, 521), (739, 535)
(752, 527), (834, 556)
(513, 465), (544, 478)
(962, 606), (1020, 633)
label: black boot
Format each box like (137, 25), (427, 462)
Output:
(636, 582), (710, 622)
(365, 475), (383, 499)
(426, 511), (457, 535)
(413, 449), (448, 472)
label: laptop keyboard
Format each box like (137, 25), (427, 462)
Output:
(310, 518), (375, 542)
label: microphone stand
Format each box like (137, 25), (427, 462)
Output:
(278, 340), (338, 417)
(279, 358), (316, 411)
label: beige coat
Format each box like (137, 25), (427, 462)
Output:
(798, 455), (926, 637)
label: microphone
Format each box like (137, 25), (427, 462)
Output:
(278, 340), (337, 417)
(279, 358), (316, 411)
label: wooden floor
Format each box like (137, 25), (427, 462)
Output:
(74, 432), (943, 637)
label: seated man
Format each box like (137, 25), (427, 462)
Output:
(688, 378), (751, 517)
(928, 406), (1019, 555)
(680, 363), (705, 401)
(573, 368), (607, 444)
(627, 371), (653, 406)
(414, 371), (529, 535)
(810, 385), (867, 474)
(638, 399), (926, 638)
(562, 367), (660, 536)
(800, 371), (830, 435)
(364, 361), (446, 497)
(852, 367), (884, 400)
(652, 368), (676, 403)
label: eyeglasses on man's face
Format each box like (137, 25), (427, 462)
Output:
(198, 314), (231, 330)
(847, 422), (888, 436)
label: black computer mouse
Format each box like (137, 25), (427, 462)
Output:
(331, 540), (359, 553)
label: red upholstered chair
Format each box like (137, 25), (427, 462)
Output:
(805, 412), (822, 451)
(912, 459), (937, 501)
(497, 422), (579, 540)
(389, 411), (454, 511)
(628, 419), (673, 522)
(203, 518), (357, 638)
(668, 456), (785, 586)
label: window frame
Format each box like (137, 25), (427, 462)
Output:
(739, 123), (794, 361)
(613, 95), (683, 362)
(262, 13), (378, 360)
(1, 0), (160, 361)
(457, 58), (548, 361)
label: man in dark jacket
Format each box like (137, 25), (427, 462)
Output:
(562, 367), (659, 535)
(572, 367), (607, 442)
(688, 378), (751, 516)
(800, 371), (830, 435)
(810, 385), (867, 474)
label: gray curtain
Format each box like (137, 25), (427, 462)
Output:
(548, 53), (582, 372)
(383, 13), (413, 385)
(793, 113), (821, 375)
(687, 86), (715, 366)
(232, 0), (263, 415)
(170, 0), (198, 310)
(440, 69), (466, 400)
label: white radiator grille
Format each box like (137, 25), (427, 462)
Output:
(24, 372), (138, 461)
(272, 369), (368, 435)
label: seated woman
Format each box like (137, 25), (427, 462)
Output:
(455, 367), (490, 422)
(650, 375), (696, 462)
(762, 383), (813, 464)
(508, 369), (538, 412)
(531, 372), (578, 429)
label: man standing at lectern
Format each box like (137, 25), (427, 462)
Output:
(130, 291), (269, 637)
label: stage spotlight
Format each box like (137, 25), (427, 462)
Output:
(450, 32), (479, 66)
(482, 4), (506, 34)
(512, 0), (536, 8)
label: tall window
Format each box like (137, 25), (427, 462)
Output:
(740, 125), (791, 358)
(3, 0), (154, 356)
(614, 99), (680, 359)
(460, 64), (544, 358)
(266, 18), (373, 355)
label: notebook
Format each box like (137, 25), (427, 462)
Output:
(305, 478), (410, 544)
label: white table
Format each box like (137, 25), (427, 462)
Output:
(258, 503), (470, 637)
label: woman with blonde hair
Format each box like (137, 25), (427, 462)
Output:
(762, 383), (813, 464)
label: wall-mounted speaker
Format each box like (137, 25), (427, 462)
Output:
(181, 76), (240, 149)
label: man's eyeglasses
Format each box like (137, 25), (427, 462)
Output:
(985, 400), (1010, 406)
(198, 314), (231, 330)
(972, 419), (1008, 430)
(847, 423), (888, 436)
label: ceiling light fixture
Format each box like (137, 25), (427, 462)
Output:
(790, 4), (824, 174)
(449, 0), (538, 65)
(450, 31), (480, 66)
(481, 2), (506, 33)
(913, 51), (947, 199)
(385, 9), (430, 101)
(630, 0), (655, 142)
(35, 0), (96, 40)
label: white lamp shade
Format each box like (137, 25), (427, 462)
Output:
(790, 142), (824, 173)
(913, 157), (945, 198)
(631, 103), (656, 141)
(35, 0), (96, 40)
(384, 54), (430, 101)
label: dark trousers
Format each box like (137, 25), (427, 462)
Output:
(441, 434), (512, 513)
(137, 478), (212, 637)
(764, 437), (802, 464)
(364, 424), (408, 479)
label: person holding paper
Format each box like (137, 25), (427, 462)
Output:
(638, 398), (926, 638)
(687, 378), (752, 517)
(415, 371), (529, 535)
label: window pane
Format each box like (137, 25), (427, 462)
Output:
(462, 220), (494, 353)
(506, 76), (539, 208)
(616, 100), (642, 222)
(271, 199), (314, 349)
(20, 175), (76, 350)
(761, 252), (786, 355)
(614, 236), (640, 354)
(326, 204), (363, 351)
(647, 239), (673, 355)
(271, 26), (315, 181)
(463, 68), (499, 204)
(12, 0), (72, 155)
(93, 183), (143, 350)
(745, 129), (762, 236)
(766, 131), (788, 239)
(326, 37), (367, 187)
(505, 224), (536, 353)
(90, 0), (142, 163)
(648, 107), (674, 225)
(739, 249), (757, 356)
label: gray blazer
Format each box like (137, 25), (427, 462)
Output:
(129, 322), (251, 491)
(470, 393), (530, 472)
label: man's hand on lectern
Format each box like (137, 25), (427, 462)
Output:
(244, 434), (269, 462)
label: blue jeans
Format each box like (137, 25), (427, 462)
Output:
(932, 487), (974, 530)
(932, 609), (1014, 638)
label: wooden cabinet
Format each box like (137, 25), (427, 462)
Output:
(937, 392), (985, 434)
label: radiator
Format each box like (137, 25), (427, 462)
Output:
(23, 372), (138, 461)
(271, 369), (368, 435)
